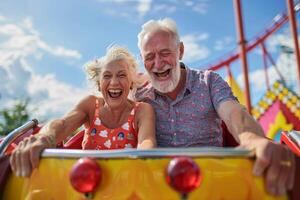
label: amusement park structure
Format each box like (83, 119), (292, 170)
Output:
(207, 0), (300, 140)
(0, 0), (300, 200)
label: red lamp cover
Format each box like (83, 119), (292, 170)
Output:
(69, 157), (101, 193)
(166, 157), (202, 194)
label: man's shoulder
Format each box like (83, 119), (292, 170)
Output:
(191, 67), (217, 76)
(135, 83), (155, 101)
(187, 67), (217, 83)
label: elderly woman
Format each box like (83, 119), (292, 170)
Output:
(10, 46), (157, 177)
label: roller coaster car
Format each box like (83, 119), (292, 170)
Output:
(0, 120), (299, 200)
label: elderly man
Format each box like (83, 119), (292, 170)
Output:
(135, 18), (295, 196)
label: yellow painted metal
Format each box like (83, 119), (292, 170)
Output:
(3, 157), (287, 200)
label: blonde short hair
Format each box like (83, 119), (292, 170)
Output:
(84, 46), (139, 98)
(137, 18), (180, 51)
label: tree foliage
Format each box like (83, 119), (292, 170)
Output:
(0, 99), (30, 136)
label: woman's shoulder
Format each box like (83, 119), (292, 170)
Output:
(76, 95), (104, 109)
(135, 102), (154, 115)
(79, 95), (104, 104)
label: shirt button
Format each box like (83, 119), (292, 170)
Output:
(174, 132), (177, 136)
(171, 119), (174, 122)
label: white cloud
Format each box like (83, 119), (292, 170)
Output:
(96, 0), (207, 20)
(28, 73), (89, 119)
(0, 17), (86, 121)
(0, 58), (32, 98)
(153, 4), (176, 14)
(192, 2), (208, 14)
(0, 57), (90, 121)
(0, 15), (6, 21)
(264, 29), (300, 94)
(181, 33), (210, 63)
(97, 0), (128, 2)
(43, 45), (82, 59)
(0, 17), (82, 65)
(96, 1), (141, 20)
(21, 17), (40, 36)
(267, 32), (290, 53)
(0, 24), (24, 35)
(237, 67), (280, 92)
(184, 1), (194, 7)
(214, 36), (234, 51)
(276, 53), (300, 95)
(237, 52), (299, 96)
(266, 28), (300, 54)
(235, 67), (279, 104)
(137, 0), (152, 17)
(234, 27), (300, 98)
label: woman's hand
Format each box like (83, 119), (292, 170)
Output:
(9, 134), (56, 177)
(136, 102), (157, 149)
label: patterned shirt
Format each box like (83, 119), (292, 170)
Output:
(135, 63), (237, 147)
(82, 98), (139, 150)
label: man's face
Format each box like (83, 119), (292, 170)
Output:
(140, 30), (182, 93)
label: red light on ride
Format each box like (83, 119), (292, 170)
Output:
(69, 157), (101, 193)
(166, 157), (202, 194)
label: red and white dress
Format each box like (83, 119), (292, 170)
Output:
(82, 99), (139, 150)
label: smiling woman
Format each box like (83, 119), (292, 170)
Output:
(9, 46), (157, 177)
(85, 46), (145, 100)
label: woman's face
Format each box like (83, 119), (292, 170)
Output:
(99, 59), (132, 109)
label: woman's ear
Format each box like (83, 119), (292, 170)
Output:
(97, 81), (101, 91)
(179, 42), (184, 60)
(130, 82), (133, 90)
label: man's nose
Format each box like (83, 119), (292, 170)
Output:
(154, 55), (163, 70)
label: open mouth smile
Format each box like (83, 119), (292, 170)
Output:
(154, 69), (171, 78)
(108, 89), (123, 98)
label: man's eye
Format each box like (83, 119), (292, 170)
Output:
(145, 55), (154, 61)
(119, 74), (127, 78)
(161, 52), (171, 57)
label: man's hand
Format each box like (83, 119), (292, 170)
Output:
(239, 132), (295, 196)
(217, 101), (295, 195)
(9, 134), (55, 177)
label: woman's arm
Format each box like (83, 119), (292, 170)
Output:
(39, 102), (89, 144)
(9, 95), (95, 177)
(135, 102), (157, 149)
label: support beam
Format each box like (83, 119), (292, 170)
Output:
(261, 43), (270, 90)
(287, 0), (300, 88)
(233, 0), (252, 112)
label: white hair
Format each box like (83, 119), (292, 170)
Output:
(84, 46), (140, 99)
(137, 18), (180, 51)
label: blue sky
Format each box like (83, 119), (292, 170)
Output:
(0, 0), (299, 121)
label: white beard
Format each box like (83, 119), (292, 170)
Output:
(149, 62), (181, 93)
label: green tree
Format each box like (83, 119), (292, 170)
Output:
(0, 99), (30, 136)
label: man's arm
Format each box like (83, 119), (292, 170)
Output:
(217, 100), (264, 142)
(217, 100), (295, 196)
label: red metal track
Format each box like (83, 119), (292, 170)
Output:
(207, 2), (300, 71)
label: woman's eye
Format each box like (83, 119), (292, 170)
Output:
(119, 74), (127, 78)
(103, 74), (111, 79)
